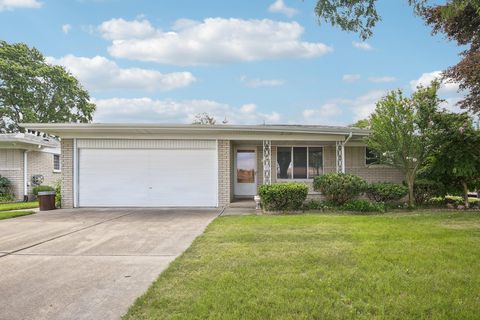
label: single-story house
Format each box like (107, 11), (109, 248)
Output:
(0, 133), (61, 201)
(21, 123), (404, 208)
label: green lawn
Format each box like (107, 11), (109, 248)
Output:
(124, 211), (480, 320)
(0, 201), (38, 211)
(0, 210), (35, 220)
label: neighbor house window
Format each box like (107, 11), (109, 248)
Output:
(53, 154), (61, 171)
(277, 147), (323, 179)
(365, 147), (379, 165)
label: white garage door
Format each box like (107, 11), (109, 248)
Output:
(78, 145), (218, 207)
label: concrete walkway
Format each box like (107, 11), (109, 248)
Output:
(0, 208), (219, 320)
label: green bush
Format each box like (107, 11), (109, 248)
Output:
(341, 199), (385, 213)
(427, 196), (479, 208)
(55, 180), (61, 208)
(427, 196), (446, 207)
(413, 179), (446, 206)
(259, 183), (309, 212)
(365, 182), (407, 203)
(0, 194), (15, 203)
(313, 173), (367, 205)
(0, 175), (14, 200)
(32, 185), (55, 196)
(303, 200), (335, 211)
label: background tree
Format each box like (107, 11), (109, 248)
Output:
(424, 110), (480, 207)
(192, 112), (217, 125)
(0, 41), (95, 133)
(314, 0), (480, 113)
(366, 83), (440, 207)
(349, 118), (370, 129)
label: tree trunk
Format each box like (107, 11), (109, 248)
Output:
(462, 180), (469, 209)
(406, 176), (415, 209)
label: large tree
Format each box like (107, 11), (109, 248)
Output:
(315, 0), (480, 113)
(0, 41), (95, 133)
(367, 83), (440, 207)
(424, 110), (480, 207)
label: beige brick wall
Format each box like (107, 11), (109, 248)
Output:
(0, 149), (24, 201)
(27, 151), (61, 198)
(345, 146), (404, 183)
(218, 140), (231, 207)
(61, 139), (74, 208)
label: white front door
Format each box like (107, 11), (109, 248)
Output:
(234, 148), (257, 197)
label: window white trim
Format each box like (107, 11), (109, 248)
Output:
(276, 146), (324, 180)
(53, 154), (61, 172)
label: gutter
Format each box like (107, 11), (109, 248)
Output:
(341, 132), (353, 173)
(23, 150), (29, 201)
(344, 132), (353, 145)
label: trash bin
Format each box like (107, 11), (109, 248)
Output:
(38, 191), (56, 211)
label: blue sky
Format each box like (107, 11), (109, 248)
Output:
(0, 0), (464, 125)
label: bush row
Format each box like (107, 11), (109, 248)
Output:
(304, 199), (385, 213)
(259, 173), (408, 213)
(313, 173), (407, 205)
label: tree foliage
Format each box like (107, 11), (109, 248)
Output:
(349, 118), (370, 129)
(423, 110), (480, 207)
(314, 0), (427, 40)
(0, 41), (95, 133)
(366, 82), (440, 207)
(192, 112), (217, 125)
(424, 2), (480, 113)
(315, 0), (480, 113)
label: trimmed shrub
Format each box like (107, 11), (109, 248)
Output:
(365, 182), (408, 203)
(413, 179), (446, 205)
(0, 175), (14, 201)
(303, 200), (335, 211)
(341, 199), (385, 213)
(259, 183), (308, 212)
(427, 195), (480, 208)
(55, 180), (62, 208)
(313, 173), (367, 205)
(32, 185), (54, 196)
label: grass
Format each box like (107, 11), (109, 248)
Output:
(124, 211), (480, 320)
(0, 201), (38, 211)
(0, 210), (35, 220)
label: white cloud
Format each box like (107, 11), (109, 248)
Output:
(302, 103), (343, 124)
(240, 76), (285, 88)
(301, 90), (386, 124)
(0, 0), (41, 11)
(368, 76), (396, 83)
(103, 18), (332, 66)
(349, 90), (387, 120)
(410, 70), (459, 93)
(268, 0), (298, 18)
(46, 55), (196, 92)
(62, 24), (72, 34)
(342, 74), (360, 83)
(98, 18), (155, 40)
(352, 41), (373, 51)
(92, 98), (281, 124)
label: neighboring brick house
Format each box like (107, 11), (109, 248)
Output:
(0, 134), (61, 201)
(22, 123), (404, 209)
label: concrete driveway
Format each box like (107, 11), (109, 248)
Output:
(0, 208), (219, 320)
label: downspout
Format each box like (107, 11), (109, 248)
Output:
(342, 132), (353, 173)
(23, 150), (30, 201)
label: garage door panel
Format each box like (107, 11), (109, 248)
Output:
(78, 147), (217, 207)
(148, 150), (217, 206)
